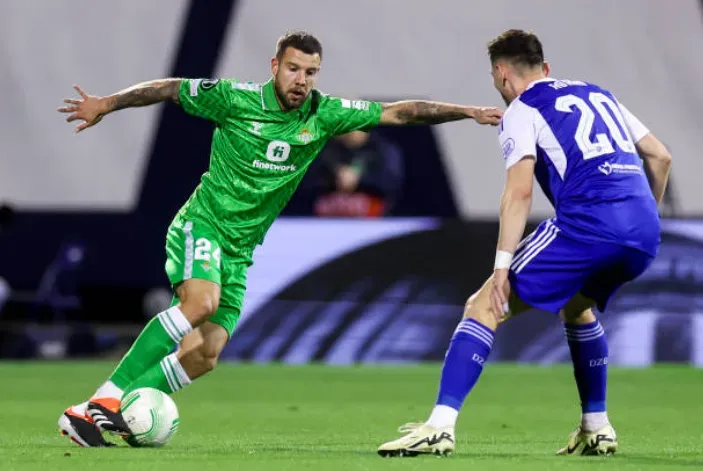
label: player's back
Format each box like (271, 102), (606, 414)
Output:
(514, 78), (660, 255)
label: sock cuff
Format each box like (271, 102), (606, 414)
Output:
(582, 401), (607, 413)
(454, 318), (495, 349)
(564, 320), (604, 342)
(157, 306), (193, 343)
(94, 380), (125, 400)
(160, 353), (192, 393)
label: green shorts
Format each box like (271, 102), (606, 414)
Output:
(164, 215), (253, 337)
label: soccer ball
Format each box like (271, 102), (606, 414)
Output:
(120, 388), (180, 447)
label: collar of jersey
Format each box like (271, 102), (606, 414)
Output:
(524, 77), (556, 91)
(261, 78), (312, 117)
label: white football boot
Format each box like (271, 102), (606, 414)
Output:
(556, 424), (618, 456)
(378, 422), (455, 457)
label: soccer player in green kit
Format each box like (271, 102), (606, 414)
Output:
(56, 31), (502, 447)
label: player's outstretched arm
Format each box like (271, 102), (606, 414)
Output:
(379, 101), (502, 126)
(57, 79), (182, 133)
(635, 134), (673, 205)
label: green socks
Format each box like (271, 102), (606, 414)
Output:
(124, 353), (193, 395)
(108, 307), (193, 390)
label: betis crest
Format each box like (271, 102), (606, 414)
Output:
(297, 128), (313, 144)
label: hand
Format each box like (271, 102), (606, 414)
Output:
(469, 106), (503, 126)
(336, 166), (361, 193)
(57, 85), (109, 133)
(490, 268), (511, 322)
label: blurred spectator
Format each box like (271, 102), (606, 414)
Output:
(296, 130), (405, 217)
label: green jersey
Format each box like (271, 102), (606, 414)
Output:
(175, 78), (383, 253)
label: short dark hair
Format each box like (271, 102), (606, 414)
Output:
(276, 30), (323, 60)
(487, 29), (544, 67)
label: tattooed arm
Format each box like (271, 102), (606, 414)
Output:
(58, 79), (182, 133)
(106, 79), (182, 111)
(379, 100), (502, 126)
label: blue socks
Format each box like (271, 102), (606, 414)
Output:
(435, 318), (494, 412)
(427, 317), (608, 431)
(565, 320), (608, 414)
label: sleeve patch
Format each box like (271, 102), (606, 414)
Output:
(189, 79), (202, 97)
(502, 138), (515, 160)
(340, 99), (370, 111)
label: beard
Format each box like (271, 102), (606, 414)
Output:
(274, 82), (308, 110)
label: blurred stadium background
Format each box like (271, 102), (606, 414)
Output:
(1, 0), (703, 366)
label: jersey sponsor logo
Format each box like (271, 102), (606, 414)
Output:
(597, 161), (643, 176)
(265, 140), (291, 162)
(340, 98), (370, 111)
(249, 121), (264, 136)
(297, 129), (313, 144)
(253, 160), (297, 172)
(501, 138), (515, 160)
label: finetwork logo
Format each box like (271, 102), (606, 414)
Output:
(253, 160), (297, 172)
(598, 161), (643, 176)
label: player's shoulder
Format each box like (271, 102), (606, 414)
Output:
(314, 90), (375, 113)
(203, 78), (266, 97)
(500, 98), (536, 131)
(182, 77), (263, 97)
(226, 79), (264, 94)
(315, 90), (365, 106)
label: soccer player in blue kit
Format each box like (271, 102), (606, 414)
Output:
(378, 29), (673, 457)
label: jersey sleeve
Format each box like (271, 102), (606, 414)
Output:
(618, 102), (649, 143)
(318, 95), (383, 136)
(178, 78), (241, 123)
(498, 99), (538, 169)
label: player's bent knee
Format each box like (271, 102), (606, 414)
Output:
(561, 308), (596, 325)
(464, 287), (484, 312)
(176, 279), (221, 325)
(181, 294), (219, 325)
(177, 287), (221, 327)
(463, 304), (497, 331)
(462, 290), (498, 331)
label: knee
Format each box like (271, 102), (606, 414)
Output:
(463, 291), (497, 330)
(561, 308), (596, 325)
(181, 292), (220, 325)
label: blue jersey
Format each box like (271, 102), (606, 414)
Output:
(499, 78), (660, 256)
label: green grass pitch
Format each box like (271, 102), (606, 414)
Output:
(2, 362), (702, 470)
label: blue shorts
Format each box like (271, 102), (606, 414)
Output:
(509, 219), (655, 314)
